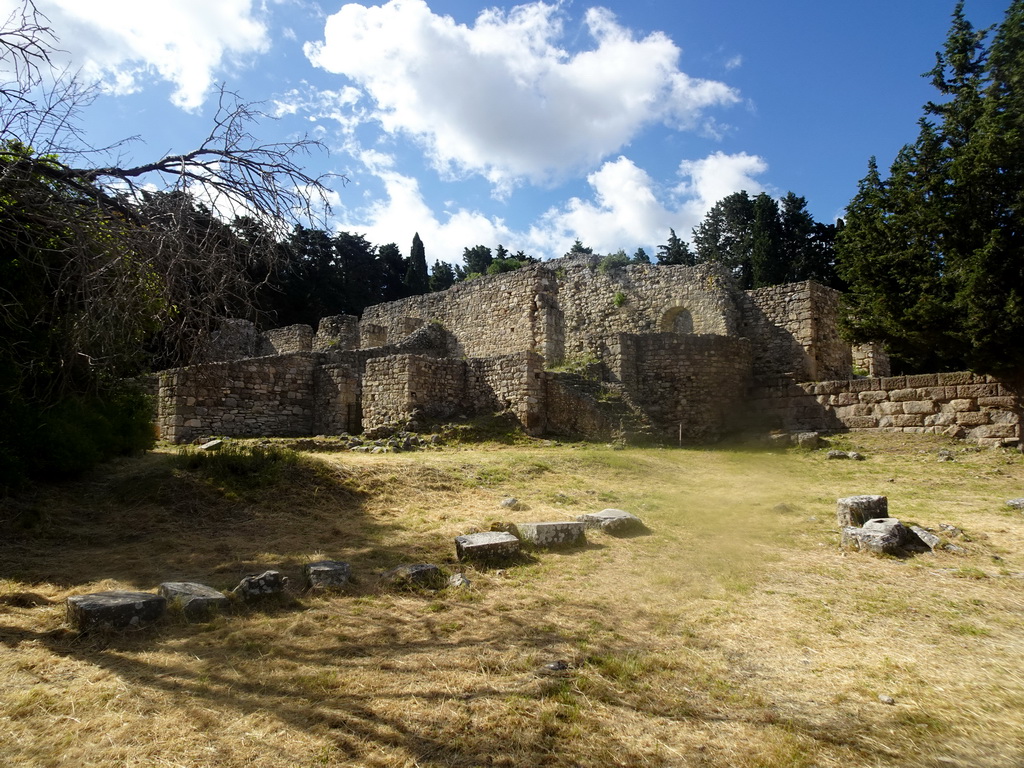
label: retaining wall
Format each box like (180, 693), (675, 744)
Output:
(749, 372), (1023, 447)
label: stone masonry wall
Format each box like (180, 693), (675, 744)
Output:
(741, 281), (852, 382)
(313, 364), (361, 434)
(467, 352), (546, 434)
(314, 315), (360, 352)
(552, 258), (741, 367)
(257, 324), (314, 356)
(748, 372), (1022, 447)
(612, 333), (753, 440)
(157, 353), (318, 443)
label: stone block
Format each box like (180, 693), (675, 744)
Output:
(902, 400), (938, 415)
(843, 416), (879, 429)
(841, 518), (909, 555)
(968, 424), (1017, 439)
(955, 412), (990, 427)
(512, 521), (586, 548)
(937, 372), (973, 386)
(232, 570), (289, 600)
(304, 560), (352, 591)
(924, 413), (957, 427)
(158, 582), (229, 621)
(67, 591), (167, 631)
(859, 391), (888, 404)
(577, 508), (646, 535)
(454, 531), (521, 562)
(978, 396), (1018, 409)
(892, 414), (925, 427)
(905, 374), (939, 388)
(957, 384), (998, 399)
(837, 495), (888, 527)
(876, 402), (904, 416)
(835, 393), (859, 406)
(888, 388), (920, 402)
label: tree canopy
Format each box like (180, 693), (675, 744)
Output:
(836, 0), (1024, 375)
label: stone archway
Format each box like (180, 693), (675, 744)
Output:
(660, 306), (694, 334)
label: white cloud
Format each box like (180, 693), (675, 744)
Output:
(9, 0), (270, 110)
(305, 0), (739, 188)
(339, 150), (768, 263)
(530, 151), (768, 256)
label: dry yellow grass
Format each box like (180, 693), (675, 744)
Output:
(1, 433), (1023, 767)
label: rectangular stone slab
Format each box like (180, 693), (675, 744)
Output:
(158, 582), (229, 621)
(304, 560), (352, 590)
(512, 521), (586, 548)
(67, 591), (167, 631)
(577, 508), (645, 535)
(454, 531), (520, 562)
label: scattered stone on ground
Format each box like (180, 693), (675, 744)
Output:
(827, 450), (865, 460)
(379, 563), (446, 590)
(158, 582), (229, 621)
(232, 570), (289, 600)
(511, 521), (586, 548)
(841, 517), (909, 556)
(836, 495), (888, 528)
(937, 449), (955, 462)
(500, 497), (520, 509)
(66, 591), (167, 631)
(447, 573), (471, 589)
(909, 526), (942, 552)
(1007, 498), (1024, 510)
(455, 531), (521, 563)
(199, 439), (223, 451)
(577, 508), (646, 535)
(939, 524), (965, 538)
(303, 560), (352, 591)
(944, 544), (968, 555)
(794, 432), (823, 449)
(879, 694), (896, 706)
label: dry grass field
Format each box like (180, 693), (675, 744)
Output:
(1, 432), (1023, 768)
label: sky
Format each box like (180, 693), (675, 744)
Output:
(1, 0), (1011, 264)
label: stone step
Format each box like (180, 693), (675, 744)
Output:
(67, 591), (167, 631)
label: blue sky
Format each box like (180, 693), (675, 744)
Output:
(4, 0), (1010, 263)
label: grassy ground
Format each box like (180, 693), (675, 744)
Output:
(1, 432), (1023, 768)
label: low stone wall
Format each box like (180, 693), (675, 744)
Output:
(750, 372), (1023, 447)
(257, 324), (314, 356)
(314, 315), (359, 352)
(157, 353), (318, 443)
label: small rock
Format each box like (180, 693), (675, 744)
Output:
(1006, 498), (1024, 510)
(447, 573), (471, 589)
(826, 450), (850, 460)
(849, 452), (866, 461)
(841, 518), (909, 555)
(939, 524), (964, 538)
(943, 544), (968, 555)
(541, 660), (570, 673)
(232, 570), (289, 600)
(199, 439), (223, 451)
(304, 560), (352, 591)
(794, 432), (823, 449)
(500, 497), (520, 509)
(878, 694), (896, 705)
(908, 526), (942, 552)
(577, 508), (646, 535)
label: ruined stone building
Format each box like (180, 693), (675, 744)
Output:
(152, 255), (1021, 448)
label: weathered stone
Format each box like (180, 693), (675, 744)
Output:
(199, 439), (223, 451)
(232, 570), (289, 600)
(454, 531), (521, 562)
(836, 495), (888, 528)
(1007, 498), (1024, 510)
(512, 521), (586, 548)
(908, 526), (941, 552)
(577, 508), (646, 535)
(447, 573), (471, 589)
(793, 432), (823, 449)
(841, 518), (909, 555)
(67, 591), (167, 631)
(826, 450), (850, 460)
(380, 563), (446, 590)
(500, 497), (520, 509)
(158, 582), (229, 621)
(304, 560), (352, 591)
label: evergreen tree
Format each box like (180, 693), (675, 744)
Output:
(429, 260), (457, 291)
(462, 244), (493, 277)
(837, 1), (1024, 375)
(632, 247), (651, 264)
(656, 228), (694, 265)
(692, 191), (755, 286)
(750, 193), (784, 287)
(403, 232), (429, 295)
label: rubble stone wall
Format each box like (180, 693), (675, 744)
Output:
(741, 281), (852, 381)
(257, 324), (314, 356)
(612, 333), (753, 440)
(157, 353), (318, 443)
(749, 372), (1022, 447)
(313, 364), (361, 434)
(314, 315), (360, 352)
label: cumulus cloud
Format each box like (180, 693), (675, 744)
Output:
(4, 0), (270, 110)
(305, 0), (739, 188)
(339, 150), (767, 263)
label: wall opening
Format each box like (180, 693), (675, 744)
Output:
(660, 306), (694, 334)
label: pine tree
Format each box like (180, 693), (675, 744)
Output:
(403, 232), (429, 295)
(656, 228), (694, 265)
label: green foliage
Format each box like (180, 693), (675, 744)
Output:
(173, 443), (302, 490)
(564, 239), (593, 258)
(429, 259), (457, 292)
(837, 1), (1024, 375)
(598, 251), (630, 274)
(403, 232), (429, 294)
(632, 247), (651, 264)
(613, 291), (627, 308)
(656, 228), (694, 266)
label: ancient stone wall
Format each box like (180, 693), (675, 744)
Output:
(313, 364), (361, 434)
(611, 333), (753, 440)
(314, 315), (360, 352)
(852, 342), (891, 378)
(206, 318), (258, 362)
(740, 281), (852, 381)
(467, 352), (547, 434)
(157, 353), (318, 443)
(748, 372), (1022, 447)
(552, 258), (741, 367)
(543, 374), (621, 439)
(257, 324), (314, 356)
